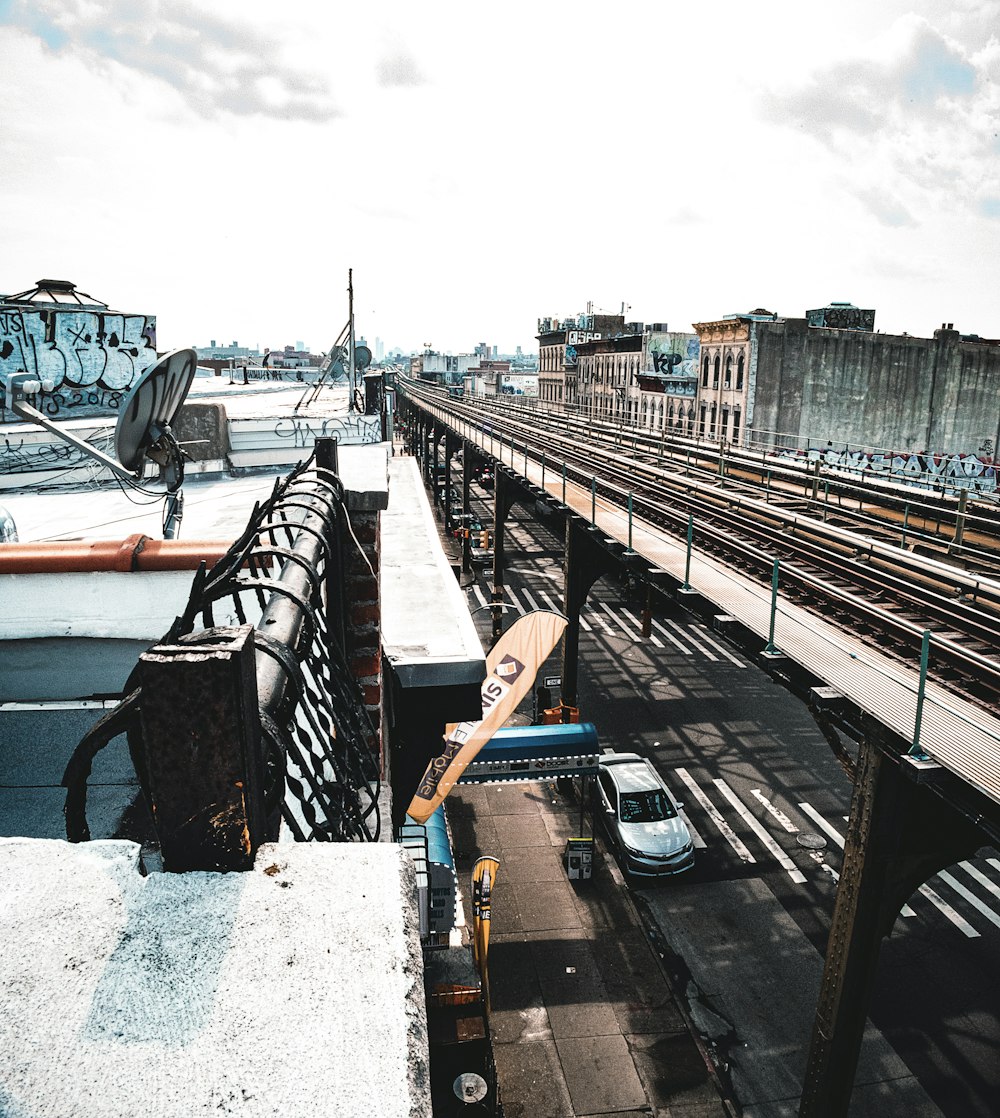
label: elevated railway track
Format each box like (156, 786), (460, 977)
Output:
(399, 377), (1000, 722)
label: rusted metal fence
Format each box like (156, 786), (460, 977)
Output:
(63, 441), (381, 870)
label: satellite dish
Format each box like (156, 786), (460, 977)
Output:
(354, 344), (372, 372)
(115, 347), (197, 472)
(3, 346), (197, 539)
(453, 1073), (488, 1104)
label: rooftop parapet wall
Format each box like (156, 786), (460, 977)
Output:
(0, 838), (431, 1118)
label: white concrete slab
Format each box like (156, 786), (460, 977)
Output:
(381, 457), (485, 689)
(0, 838), (431, 1118)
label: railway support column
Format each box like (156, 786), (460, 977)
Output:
(444, 430), (459, 533)
(799, 734), (982, 1118)
(560, 516), (620, 718)
(491, 469), (519, 642)
(462, 450), (473, 573)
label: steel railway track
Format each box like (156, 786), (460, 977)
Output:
(400, 379), (1000, 714)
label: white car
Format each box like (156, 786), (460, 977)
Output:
(597, 754), (695, 877)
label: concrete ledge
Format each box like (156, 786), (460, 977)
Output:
(0, 838), (431, 1118)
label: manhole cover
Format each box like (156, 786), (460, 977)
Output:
(797, 832), (827, 850)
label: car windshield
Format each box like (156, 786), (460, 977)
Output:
(619, 789), (676, 824)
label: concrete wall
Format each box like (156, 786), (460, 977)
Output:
(749, 321), (1000, 458)
(0, 306), (157, 421)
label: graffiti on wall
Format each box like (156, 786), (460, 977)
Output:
(646, 332), (699, 396)
(272, 414), (381, 448)
(0, 307), (157, 419)
(781, 445), (998, 493)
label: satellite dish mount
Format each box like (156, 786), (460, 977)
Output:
(4, 347), (198, 539)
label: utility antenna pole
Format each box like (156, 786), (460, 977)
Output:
(348, 268), (356, 408)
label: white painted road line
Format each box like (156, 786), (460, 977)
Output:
(681, 813), (708, 849)
(938, 870), (1000, 930)
(649, 617), (693, 654)
(716, 779), (806, 883)
(960, 861), (1000, 902)
(693, 623), (747, 667)
(505, 587), (526, 615)
(589, 609), (616, 636)
(602, 602), (664, 648)
(472, 584), (488, 609)
(751, 789), (798, 833)
(798, 802), (916, 917)
(917, 882), (981, 938)
(663, 618), (719, 661)
(521, 588), (541, 612)
(539, 588), (588, 631)
(619, 606), (665, 648)
(676, 768), (755, 864)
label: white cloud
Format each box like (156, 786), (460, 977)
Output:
(1, 0), (340, 120)
(1, 1), (999, 351)
(764, 14), (1000, 225)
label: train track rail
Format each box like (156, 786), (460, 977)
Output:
(399, 378), (1000, 717)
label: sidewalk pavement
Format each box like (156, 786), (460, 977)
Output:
(448, 780), (732, 1118)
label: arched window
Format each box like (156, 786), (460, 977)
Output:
(725, 355), (732, 387)
(713, 354), (720, 387)
(702, 354), (709, 386)
(667, 403), (675, 428)
(687, 406), (695, 434)
(736, 352), (745, 390)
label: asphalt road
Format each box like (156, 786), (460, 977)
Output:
(449, 484), (1000, 1118)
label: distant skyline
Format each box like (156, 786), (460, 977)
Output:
(1, 2), (998, 355)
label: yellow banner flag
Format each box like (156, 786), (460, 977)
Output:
(406, 609), (568, 823)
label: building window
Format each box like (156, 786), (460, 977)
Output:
(732, 408), (742, 445)
(722, 407), (730, 439)
(687, 406), (695, 435)
(699, 405), (707, 436)
(710, 404), (717, 436)
(725, 355), (732, 387)
(702, 354), (710, 386)
(713, 354), (720, 387)
(736, 352), (745, 390)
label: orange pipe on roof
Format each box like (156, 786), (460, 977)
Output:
(0, 535), (234, 573)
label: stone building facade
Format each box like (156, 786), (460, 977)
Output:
(693, 305), (1000, 467)
(536, 312), (626, 408)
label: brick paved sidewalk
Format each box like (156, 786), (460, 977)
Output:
(447, 780), (731, 1118)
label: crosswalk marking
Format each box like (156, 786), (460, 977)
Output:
(505, 587), (526, 615)
(693, 622), (747, 667)
(676, 768), (755, 863)
(538, 588), (588, 631)
(521, 588), (541, 611)
(619, 607), (665, 648)
(648, 616), (693, 654)
(715, 779), (806, 883)
(961, 860), (1000, 901)
(472, 584), (488, 609)
(917, 882), (980, 938)
(662, 618), (718, 661)
(751, 789), (798, 833)
(937, 871), (1000, 930)
(589, 608), (616, 636)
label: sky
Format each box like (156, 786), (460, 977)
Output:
(1, 0), (998, 356)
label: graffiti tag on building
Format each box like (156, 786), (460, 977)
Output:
(0, 308), (156, 418)
(784, 446), (998, 493)
(272, 414), (381, 448)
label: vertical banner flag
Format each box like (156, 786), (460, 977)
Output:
(471, 855), (500, 971)
(406, 609), (568, 823)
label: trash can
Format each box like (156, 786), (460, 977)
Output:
(563, 838), (593, 880)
